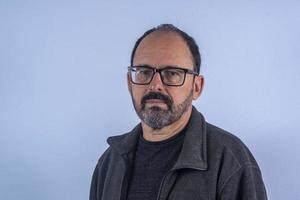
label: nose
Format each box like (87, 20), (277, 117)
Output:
(149, 72), (164, 91)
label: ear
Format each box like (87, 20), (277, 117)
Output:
(192, 75), (204, 100)
(127, 72), (132, 94)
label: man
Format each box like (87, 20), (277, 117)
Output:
(90, 24), (267, 200)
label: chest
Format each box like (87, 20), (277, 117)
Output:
(157, 170), (215, 200)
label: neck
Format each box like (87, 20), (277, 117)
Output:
(141, 106), (192, 142)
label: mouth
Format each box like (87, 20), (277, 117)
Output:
(145, 99), (167, 107)
(146, 99), (165, 103)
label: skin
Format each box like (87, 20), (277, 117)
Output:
(127, 31), (204, 141)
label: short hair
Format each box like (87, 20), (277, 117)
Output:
(130, 24), (201, 73)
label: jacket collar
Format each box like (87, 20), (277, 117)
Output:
(107, 106), (207, 170)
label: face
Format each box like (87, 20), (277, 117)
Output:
(128, 31), (203, 130)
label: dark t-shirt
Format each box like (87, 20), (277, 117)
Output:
(126, 129), (186, 200)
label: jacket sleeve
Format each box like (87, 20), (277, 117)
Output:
(89, 148), (111, 200)
(89, 163), (99, 200)
(218, 165), (267, 200)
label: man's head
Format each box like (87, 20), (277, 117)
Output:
(127, 24), (204, 130)
(130, 24), (201, 74)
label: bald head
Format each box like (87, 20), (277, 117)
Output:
(130, 24), (201, 73)
(133, 31), (194, 68)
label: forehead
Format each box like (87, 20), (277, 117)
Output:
(133, 31), (194, 69)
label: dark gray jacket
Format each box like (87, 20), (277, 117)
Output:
(90, 107), (267, 200)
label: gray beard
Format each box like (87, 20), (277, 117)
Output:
(132, 90), (193, 130)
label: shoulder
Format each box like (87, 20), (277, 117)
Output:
(205, 122), (259, 168)
(96, 133), (128, 163)
(96, 125), (141, 167)
(204, 122), (266, 196)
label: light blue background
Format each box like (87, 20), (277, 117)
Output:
(1, 0), (299, 199)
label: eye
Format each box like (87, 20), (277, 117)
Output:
(136, 68), (153, 77)
(163, 69), (182, 78)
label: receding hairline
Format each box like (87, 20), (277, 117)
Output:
(130, 24), (201, 73)
(133, 30), (195, 66)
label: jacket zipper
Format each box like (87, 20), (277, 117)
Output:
(156, 170), (174, 200)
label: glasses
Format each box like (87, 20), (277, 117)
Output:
(128, 65), (199, 86)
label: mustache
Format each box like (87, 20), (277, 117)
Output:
(141, 92), (172, 109)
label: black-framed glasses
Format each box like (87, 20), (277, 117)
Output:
(128, 65), (199, 86)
